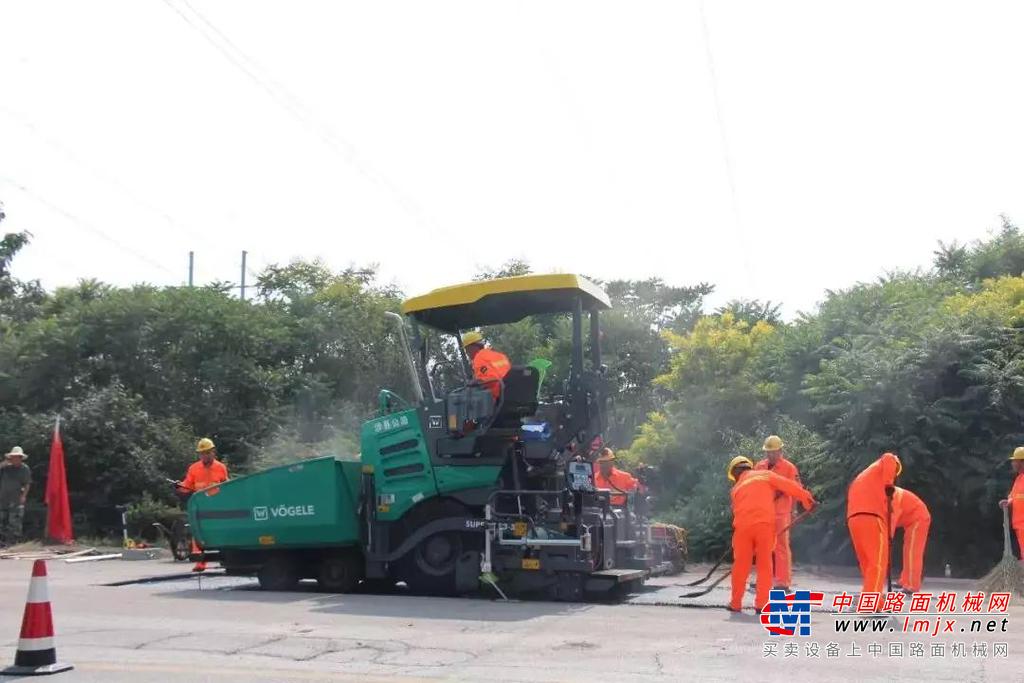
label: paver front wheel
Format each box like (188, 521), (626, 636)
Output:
(257, 556), (300, 591)
(317, 555), (361, 593)
(402, 532), (462, 595)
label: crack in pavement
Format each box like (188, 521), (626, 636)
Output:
(50, 628), (485, 671)
(39, 627), (680, 677)
(133, 632), (193, 651)
(304, 637), (409, 664)
(553, 640), (596, 650)
(228, 633), (288, 655)
(375, 645), (477, 667)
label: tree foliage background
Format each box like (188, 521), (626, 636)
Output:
(3, 201), (1023, 573)
(624, 217), (1024, 575)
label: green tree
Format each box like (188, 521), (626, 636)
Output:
(963, 216), (1024, 282)
(473, 258), (532, 281)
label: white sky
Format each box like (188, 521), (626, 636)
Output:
(1, 1), (1022, 317)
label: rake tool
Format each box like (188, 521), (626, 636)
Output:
(679, 565), (733, 599)
(680, 507), (817, 589)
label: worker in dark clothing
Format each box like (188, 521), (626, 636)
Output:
(0, 446), (32, 546)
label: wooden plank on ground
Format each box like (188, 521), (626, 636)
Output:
(65, 553), (122, 563)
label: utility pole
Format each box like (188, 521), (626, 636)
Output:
(188, 251), (194, 287)
(240, 250), (248, 300)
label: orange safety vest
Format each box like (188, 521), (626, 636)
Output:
(181, 459), (228, 493)
(1009, 473), (1024, 530)
(754, 456), (801, 515)
(593, 466), (640, 505)
(846, 453), (900, 520)
(731, 470), (813, 529)
(472, 348), (511, 400)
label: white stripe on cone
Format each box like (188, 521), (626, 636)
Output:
(25, 576), (51, 604)
(16, 636), (55, 651)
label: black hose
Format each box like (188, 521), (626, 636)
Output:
(678, 506), (818, 589)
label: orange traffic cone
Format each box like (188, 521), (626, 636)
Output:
(2, 560), (73, 676)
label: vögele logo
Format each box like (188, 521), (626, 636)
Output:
(761, 589), (824, 636)
(253, 504), (315, 521)
(271, 504), (315, 518)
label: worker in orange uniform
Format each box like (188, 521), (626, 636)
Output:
(462, 331), (511, 401)
(754, 435), (803, 591)
(889, 487), (931, 594)
(727, 456), (816, 613)
(593, 448), (641, 506)
(178, 438), (229, 572)
(998, 446), (1024, 564)
(846, 452), (902, 595)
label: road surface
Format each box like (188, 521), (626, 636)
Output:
(0, 557), (1020, 682)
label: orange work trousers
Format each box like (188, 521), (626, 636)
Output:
(898, 518), (930, 592)
(730, 522), (775, 611)
(849, 513), (889, 595)
(1016, 528), (1024, 560)
(773, 513), (792, 587)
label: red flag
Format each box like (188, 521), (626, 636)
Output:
(45, 417), (73, 544)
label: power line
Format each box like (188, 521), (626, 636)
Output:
(697, 0), (754, 289)
(180, 0), (307, 116)
(0, 104), (213, 247)
(0, 177), (178, 278)
(159, 0), (451, 241)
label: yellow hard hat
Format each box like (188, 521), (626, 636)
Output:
(596, 448), (615, 463)
(1010, 447), (1024, 461)
(196, 438), (216, 453)
(461, 331), (484, 348)
(762, 435), (784, 452)
(727, 455), (754, 482)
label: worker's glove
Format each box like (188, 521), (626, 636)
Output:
(999, 499), (1010, 509)
(885, 484), (895, 498)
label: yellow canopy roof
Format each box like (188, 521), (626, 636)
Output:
(402, 273), (611, 333)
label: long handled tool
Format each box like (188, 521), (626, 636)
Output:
(886, 488), (894, 593)
(679, 565), (733, 598)
(681, 507), (817, 588)
(682, 546), (732, 587)
(679, 506), (817, 598)
(976, 506), (1024, 597)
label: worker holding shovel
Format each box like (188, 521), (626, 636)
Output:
(726, 456), (816, 613)
(998, 446), (1024, 564)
